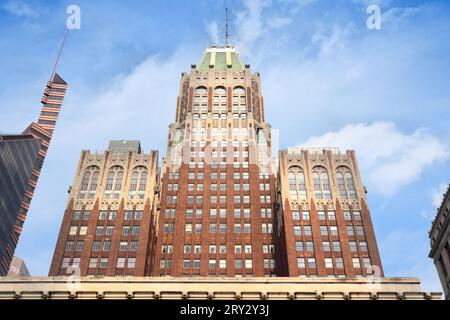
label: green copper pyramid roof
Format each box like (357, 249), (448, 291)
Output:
(197, 46), (245, 72)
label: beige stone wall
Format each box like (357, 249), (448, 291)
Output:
(0, 277), (440, 300)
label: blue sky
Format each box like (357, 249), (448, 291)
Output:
(1, 0), (449, 291)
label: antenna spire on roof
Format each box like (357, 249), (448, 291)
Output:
(225, 7), (229, 47)
(50, 28), (69, 82)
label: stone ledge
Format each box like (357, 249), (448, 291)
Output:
(0, 276), (442, 300)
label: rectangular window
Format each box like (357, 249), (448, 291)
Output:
(92, 241), (100, 251)
(106, 226), (114, 236)
(117, 258), (126, 268)
(336, 258), (344, 269)
(95, 226), (103, 236)
(330, 226), (338, 236)
(308, 258), (316, 269)
(122, 226), (131, 236)
(324, 258), (333, 269)
(72, 211), (81, 220)
(69, 226), (77, 236)
(352, 258), (361, 269)
(103, 241), (111, 251)
(304, 225), (312, 236)
(82, 211), (90, 220)
(75, 241), (84, 251)
(128, 258), (136, 268)
(88, 258), (97, 268)
(302, 211), (310, 220)
(297, 258), (305, 268)
(333, 241), (341, 252)
(294, 226), (301, 236)
(295, 241), (303, 252)
(79, 226), (88, 235)
(65, 241), (74, 251)
(119, 241), (128, 251)
(100, 258), (108, 268)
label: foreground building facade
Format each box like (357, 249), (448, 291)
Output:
(0, 276), (440, 300)
(429, 183), (450, 300)
(49, 141), (159, 277)
(0, 73), (67, 275)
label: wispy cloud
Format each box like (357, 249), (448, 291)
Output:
(299, 122), (449, 196)
(1, 1), (41, 18)
(205, 21), (219, 45)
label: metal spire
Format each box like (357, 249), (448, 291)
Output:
(225, 7), (229, 47)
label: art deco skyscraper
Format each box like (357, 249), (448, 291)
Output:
(0, 73), (67, 275)
(49, 141), (159, 277)
(276, 148), (384, 278)
(153, 45), (277, 277)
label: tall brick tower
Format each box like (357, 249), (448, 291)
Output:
(153, 45), (277, 277)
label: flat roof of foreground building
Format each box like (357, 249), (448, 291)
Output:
(0, 277), (441, 300)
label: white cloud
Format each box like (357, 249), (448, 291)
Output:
(311, 23), (354, 57)
(299, 122), (449, 195)
(2, 1), (40, 18)
(267, 16), (292, 29)
(205, 21), (219, 45)
(382, 7), (420, 26)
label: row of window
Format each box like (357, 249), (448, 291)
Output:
(69, 225), (141, 237)
(164, 208), (273, 219)
(162, 222), (273, 234)
(292, 210), (362, 221)
(61, 257), (136, 269)
(65, 240), (138, 252)
(297, 257), (371, 270)
(167, 172), (271, 180)
(166, 195), (272, 205)
(79, 166), (148, 199)
(292, 225), (365, 237)
(288, 165), (357, 201)
(72, 211), (142, 221)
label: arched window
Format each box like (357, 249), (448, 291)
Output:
(104, 166), (124, 199)
(194, 86), (208, 113)
(128, 166), (148, 200)
(213, 86), (227, 113)
(79, 166), (100, 199)
(288, 166), (307, 201)
(336, 172), (347, 198)
(336, 166), (357, 200)
(232, 86), (246, 114)
(312, 166), (332, 200)
(81, 171), (91, 191)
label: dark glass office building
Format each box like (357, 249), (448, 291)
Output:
(0, 73), (68, 275)
(0, 135), (41, 275)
